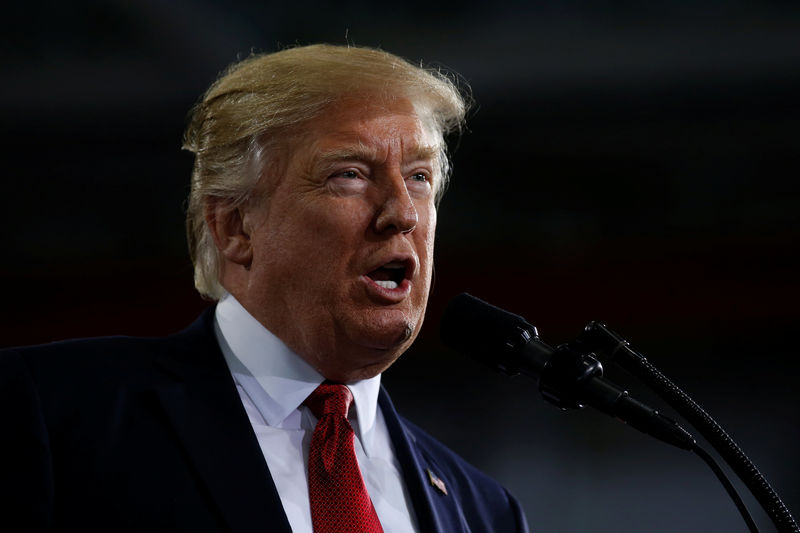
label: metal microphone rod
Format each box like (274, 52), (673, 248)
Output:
(440, 294), (766, 532)
(579, 322), (799, 533)
(692, 444), (760, 533)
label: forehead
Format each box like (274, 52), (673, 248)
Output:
(296, 96), (442, 163)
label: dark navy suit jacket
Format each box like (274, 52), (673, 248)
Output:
(0, 308), (529, 532)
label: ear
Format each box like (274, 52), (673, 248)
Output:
(204, 200), (253, 267)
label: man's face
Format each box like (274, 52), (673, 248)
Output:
(238, 96), (440, 382)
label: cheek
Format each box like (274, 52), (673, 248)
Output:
(291, 197), (363, 238)
(314, 204), (372, 253)
(420, 206), (437, 258)
(295, 201), (373, 274)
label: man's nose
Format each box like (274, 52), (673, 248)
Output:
(374, 175), (418, 234)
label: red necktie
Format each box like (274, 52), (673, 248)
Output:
(304, 383), (384, 533)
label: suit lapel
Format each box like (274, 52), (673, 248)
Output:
(153, 309), (292, 533)
(379, 387), (469, 533)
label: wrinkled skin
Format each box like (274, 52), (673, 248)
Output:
(209, 97), (441, 382)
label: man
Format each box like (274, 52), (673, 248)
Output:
(1, 45), (529, 532)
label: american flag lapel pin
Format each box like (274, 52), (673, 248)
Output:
(426, 468), (448, 495)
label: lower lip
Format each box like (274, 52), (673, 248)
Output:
(361, 275), (412, 303)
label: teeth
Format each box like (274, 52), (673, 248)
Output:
(375, 280), (398, 289)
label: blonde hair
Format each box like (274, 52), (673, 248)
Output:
(183, 44), (468, 300)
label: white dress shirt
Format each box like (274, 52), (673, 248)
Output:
(214, 294), (419, 532)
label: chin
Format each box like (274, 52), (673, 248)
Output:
(321, 311), (422, 382)
(349, 310), (420, 352)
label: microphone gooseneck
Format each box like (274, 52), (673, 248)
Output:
(440, 293), (695, 450)
(440, 292), (800, 533)
(579, 321), (799, 533)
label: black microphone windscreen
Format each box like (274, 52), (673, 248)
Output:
(440, 293), (537, 368)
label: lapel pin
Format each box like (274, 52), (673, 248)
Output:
(426, 468), (448, 495)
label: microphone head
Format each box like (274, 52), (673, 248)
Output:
(440, 293), (539, 375)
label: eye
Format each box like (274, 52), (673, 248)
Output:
(328, 168), (365, 182)
(406, 171), (433, 196)
(327, 167), (368, 195)
(337, 170), (359, 179)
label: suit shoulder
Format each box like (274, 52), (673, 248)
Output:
(1, 308), (214, 375)
(2, 335), (170, 372)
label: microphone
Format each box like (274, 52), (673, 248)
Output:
(440, 293), (695, 450)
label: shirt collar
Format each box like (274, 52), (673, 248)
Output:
(214, 294), (381, 455)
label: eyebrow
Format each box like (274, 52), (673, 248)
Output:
(314, 142), (441, 168)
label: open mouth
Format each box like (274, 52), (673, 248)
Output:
(366, 260), (410, 290)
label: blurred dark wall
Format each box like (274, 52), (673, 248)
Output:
(3, 2), (799, 531)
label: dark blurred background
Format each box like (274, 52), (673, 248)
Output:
(3, 1), (799, 531)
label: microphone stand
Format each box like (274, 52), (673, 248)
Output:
(578, 322), (799, 533)
(439, 293), (796, 531)
(533, 338), (758, 532)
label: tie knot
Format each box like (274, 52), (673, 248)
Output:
(304, 383), (353, 419)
